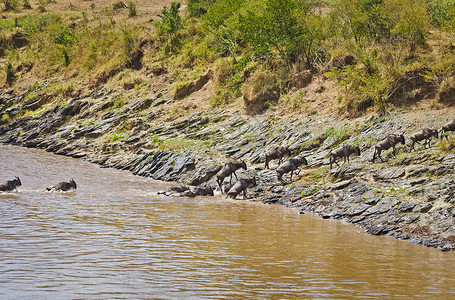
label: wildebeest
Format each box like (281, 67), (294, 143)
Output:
(216, 161), (247, 193)
(372, 134), (405, 162)
(276, 157), (308, 181)
(265, 146), (291, 169)
(441, 119), (455, 140)
(183, 185), (214, 197)
(409, 128), (438, 150)
(46, 179), (77, 191)
(329, 144), (361, 169)
(0, 176), (22, 192)
(226, 177), (257, 199)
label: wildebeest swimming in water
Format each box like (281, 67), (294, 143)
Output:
(265, 146), (291, 169)
(276, 157), (308, 182)
(329, 144), (361, 169)
(226, 177), (257, 200)
(0, 176), (21, 192)
(216, 161), (247, 193)
(157, 184), (214, 197)
(372, 134), (405, 163)
(46, 179), (77, 192)
(409, 128), (438, 150)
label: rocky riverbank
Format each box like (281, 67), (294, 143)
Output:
(1, 88), (455, 251)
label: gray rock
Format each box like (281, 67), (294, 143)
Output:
(374, 167), (406, 180)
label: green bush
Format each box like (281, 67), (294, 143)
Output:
(155, 2), (182, 52)
(1, 0), (20, 11)
(128, 1), (137, 18)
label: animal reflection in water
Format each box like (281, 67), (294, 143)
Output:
(46, 179), (77, 192)
(0, 176), (21, 192)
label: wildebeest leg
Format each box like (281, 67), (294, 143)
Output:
(243, 189), (247, 200)
(217, 179), (223, 194)
(290, 170), (293, 182)
(233, 172), (238, 180)
(378, 150), (384, 162)
(392, 146), (396, 156)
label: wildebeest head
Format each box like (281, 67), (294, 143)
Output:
(429, 129), (438, 139)
(241, 161), (247, 170)
(399, 134), (405, 145)
(14, 176), (21, 187)
(298, 156), (308, 166)
(70, 179), (77, 189)
(355, 146), (361, 156)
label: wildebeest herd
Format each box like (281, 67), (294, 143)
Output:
(0, 177), (77, 192)
(3, 119), (455, 200)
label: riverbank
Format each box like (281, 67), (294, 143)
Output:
(1, 88), (455, 251)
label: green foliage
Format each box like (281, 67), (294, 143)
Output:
(187, 0), (216, 17)
(155, 2), (182, 52)
(128, 1), (137, 18)
(1, 0), (20, 11)
(23, 0), (31, 9)
(429, 0), (455, 28)
(239, 0), (304, 61)
(5, 62), (14, 85)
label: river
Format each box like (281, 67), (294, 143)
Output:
(1, 144), (454, 299)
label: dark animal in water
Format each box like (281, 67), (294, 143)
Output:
(182, 185), (214, 197)
(0, 176), (21, 192)
(441, 119), (455, 140)
(329, 144), (361, 169)
(46, 179), (77, 191)
(410, 128), (438, 150)
(216, 161), (247, 193)
(372, 134), (405, 162)
(265, 146), (291, 169)
(226, 177), (257, 199)
(158, 185), (214, 197)
(157, 185), (189, 196)
(276, 157), (308, 181)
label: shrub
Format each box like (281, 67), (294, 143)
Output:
(1, 0), (20, 11)
(127, 1), (137, 18)
(155, 2), (182, 52)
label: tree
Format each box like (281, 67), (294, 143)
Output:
(155, 2), (182, 52)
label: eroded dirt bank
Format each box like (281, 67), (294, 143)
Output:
(1, 89), (455, 251)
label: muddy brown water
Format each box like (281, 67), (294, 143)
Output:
(1, 144), (455, 299)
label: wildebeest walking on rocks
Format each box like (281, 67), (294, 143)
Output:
(329, 144), (361, 169)
(410, 128), (438, 150)
(441, 119), (455, 140)
(216, 161), (247, 193)
(226, 177), (256, 199)
(372, 134), (405, 162)
(265, 146), (291, 169)
(0, 176), (21, 192)
(276, 157), (308, 182)
(46, 179), (77, 191)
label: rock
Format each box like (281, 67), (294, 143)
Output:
(56, 100), (89, 117)
(374, 167), (406, 180)
(398, 201), (417, 213)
